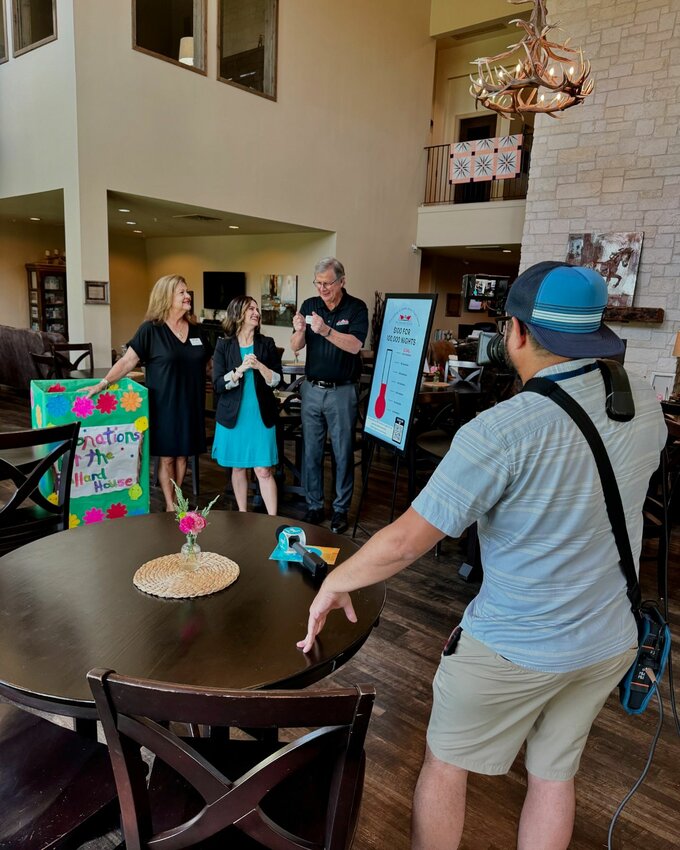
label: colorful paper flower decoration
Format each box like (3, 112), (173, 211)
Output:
(47, 394), (70, 418)
(69, 514), (81, 528)
(72, 396), (95, 418)
(120, 390), (142, 412)
(106, 503), (128, 519)
(134, 415), (148, 432)
(128, 483), (143, 501)
(96, 392), (118, 414)
(47, 492), (59, 505)
(47, 383), (66, 393)
(83, 507), (106, 524)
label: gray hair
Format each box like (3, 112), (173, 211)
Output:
(314, 257), (345, 280)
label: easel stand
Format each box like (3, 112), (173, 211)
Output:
(352, 434), (406, 539)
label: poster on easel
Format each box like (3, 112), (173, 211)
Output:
(363, 294), (437, 454)
(30, 378), (150, 527)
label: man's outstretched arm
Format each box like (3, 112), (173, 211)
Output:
(297, 507), (445, 653)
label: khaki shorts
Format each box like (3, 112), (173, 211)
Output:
(427, 631), (636, 780)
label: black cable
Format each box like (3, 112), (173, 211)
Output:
(607, 685), (664, 850)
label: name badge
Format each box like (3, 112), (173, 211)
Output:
(190, 338), (203, 346)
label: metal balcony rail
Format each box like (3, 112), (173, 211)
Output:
(423, 135), (532, 206)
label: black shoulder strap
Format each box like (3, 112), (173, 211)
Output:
(522, 376), (642, 613)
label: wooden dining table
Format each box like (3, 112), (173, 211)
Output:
(0, 511), (385, 721)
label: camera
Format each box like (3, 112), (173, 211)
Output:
(476, 331), (510, 369)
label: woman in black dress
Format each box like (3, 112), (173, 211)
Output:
(88, 275), (212, 510)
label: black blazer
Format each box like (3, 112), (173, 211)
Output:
(212, 335), (282, 429)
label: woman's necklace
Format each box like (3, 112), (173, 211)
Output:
(168, 320), (187, 342)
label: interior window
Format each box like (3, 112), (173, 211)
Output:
(12, 0), (56, 56)
(0, 0), (7, 63)
(133, 0), (206, 73)
(218, 0), (277, 100)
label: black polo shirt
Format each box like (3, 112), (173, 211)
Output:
(299, 290), (368, 383)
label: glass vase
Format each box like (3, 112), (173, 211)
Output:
(180, 534), (202, 570)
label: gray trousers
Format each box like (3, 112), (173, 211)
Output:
(300, 381), (358, 513)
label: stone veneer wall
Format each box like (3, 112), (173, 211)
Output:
(520, 0), (680, 381)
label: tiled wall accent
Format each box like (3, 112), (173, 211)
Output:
(520, 0), (680, 379)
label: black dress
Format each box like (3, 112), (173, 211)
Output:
(127, 321), (212, 457)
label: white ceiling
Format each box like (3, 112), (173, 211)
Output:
(0, 189), (324, 239)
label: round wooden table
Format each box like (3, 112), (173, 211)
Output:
(0, 512), (384, 719)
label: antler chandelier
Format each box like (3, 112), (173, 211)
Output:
(469, 0), (593, 117)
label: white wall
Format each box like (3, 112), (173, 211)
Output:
(69, 0), (435, 312)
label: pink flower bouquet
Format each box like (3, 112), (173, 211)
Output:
(172, 481), (219, 567)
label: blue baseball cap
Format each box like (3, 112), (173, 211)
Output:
(505, 261), (624, 358)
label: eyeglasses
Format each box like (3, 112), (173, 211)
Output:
(496, 317), (511, 335)
(313, 276), (342, 290)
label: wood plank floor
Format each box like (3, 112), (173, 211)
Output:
(1, 388), (679, 849)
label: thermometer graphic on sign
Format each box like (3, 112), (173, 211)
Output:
(374, 349), (393, 419)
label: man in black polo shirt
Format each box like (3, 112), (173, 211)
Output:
(291, 257), (368, 534)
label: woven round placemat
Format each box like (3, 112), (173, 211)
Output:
(133, 552), (240, 599)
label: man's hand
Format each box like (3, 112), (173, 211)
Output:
(292, 311), (306, 333)
(296, 586), (357, 653)
(309, 312), (327, 336)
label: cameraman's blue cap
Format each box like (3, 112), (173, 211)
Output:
(505, 261), (624, 358)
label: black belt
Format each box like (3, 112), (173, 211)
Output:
(309, 379), (354, 389)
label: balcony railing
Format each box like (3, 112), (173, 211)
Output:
(422, 134), (532, 206)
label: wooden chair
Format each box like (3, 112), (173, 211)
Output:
(31, 351), (59, 380)
(50, 341), (94, 377)
(0, 693), (119, 849)
(0, 422), (80, 556)
(88, 667), (375, 850)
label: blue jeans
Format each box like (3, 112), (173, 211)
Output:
(300, 381), (358, 513)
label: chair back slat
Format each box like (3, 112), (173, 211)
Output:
(31, 351), (59, 379)
(51, 342), (94, 377)
(88, 668), (375, 850)
(0, 423), (80, 553)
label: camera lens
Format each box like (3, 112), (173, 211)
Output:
(477, 331), (511, 369)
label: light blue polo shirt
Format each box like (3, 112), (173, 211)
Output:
(412, 360), (666, 672)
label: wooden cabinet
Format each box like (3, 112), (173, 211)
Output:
(27, 263), (68, 339)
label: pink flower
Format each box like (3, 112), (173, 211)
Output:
(72, 396), (95, 418)
(96, 392), (118, 414)
(83, 507), (105, 524)
(178, 511), (206, 535)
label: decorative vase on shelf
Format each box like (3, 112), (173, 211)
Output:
(180, 533), (202, 570)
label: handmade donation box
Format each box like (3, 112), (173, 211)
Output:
(30, 378), (150, 527)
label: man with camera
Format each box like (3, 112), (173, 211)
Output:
(297, 261), (666, 849)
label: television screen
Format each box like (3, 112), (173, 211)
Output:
(203, 271), (246, 309)
(463, 274), (510, 301)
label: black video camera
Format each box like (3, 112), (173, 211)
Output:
(476, 330), (510, 369)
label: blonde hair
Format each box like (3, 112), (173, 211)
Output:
(222, 295), (259, 338)
(145, 275), (197, 324)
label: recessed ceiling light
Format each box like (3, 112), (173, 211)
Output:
(133, 230), (142, 234)
(502, 249), (512, 253)
(228, 225), (239, 230)
(125, 221), (137, 225)
(118, 208), (131, 213)
(29, 217), (41, 221)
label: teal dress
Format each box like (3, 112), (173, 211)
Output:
(211, 344), (278, 468)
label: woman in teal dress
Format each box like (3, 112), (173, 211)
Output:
(212, 296), (282, 514)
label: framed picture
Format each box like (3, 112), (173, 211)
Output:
(261, 274), (298, 327)
(445, 293), (462, 317)
(84, 280), (110, 304)
(566, 231), (644, 308)
(651, 372), (674, 401)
